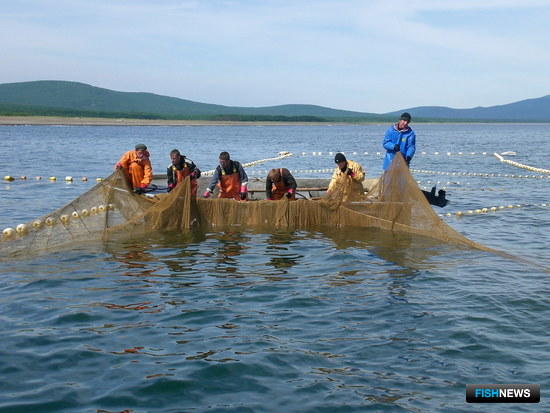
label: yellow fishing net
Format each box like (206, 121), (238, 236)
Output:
(0, 153), (490, 259)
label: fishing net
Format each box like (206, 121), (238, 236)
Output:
(1, 154), (490, 259)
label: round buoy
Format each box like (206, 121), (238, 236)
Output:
(32, 220), (42, 229)
(64, 176), (73, 182)
(3, 176), (15, 181)
(36, 176), (42, 180)
(60, 215), (69, 224)
(107, 204), (115, 210)
(81, 177), (88, 182)
(48, 177), (56, 181)
(81, 209), (89, 217)
(45, 217), (56, 226)
(96, 178), (103, 182)
(72, 211), (80, 218)
(2, 228), (15, 239)
(98, 204), (106, 212)
(20, 176), (27, 180)
(16, 224), (27, 234)
(90, 206), (98, 215)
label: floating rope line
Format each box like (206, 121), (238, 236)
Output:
(248, 168), (334, 177)
(3, 175), (95, 182)
(440, 203), (550, 218)
(299, 151), (492, 158)
(494, 153), (550, 174)
(2, 204), (115, 240)
(411, 168), (550, 180)
(3, 152), (295, 182)
(201, 151), (293, 177)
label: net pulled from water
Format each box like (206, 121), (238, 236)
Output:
(1, 154), (491, 259)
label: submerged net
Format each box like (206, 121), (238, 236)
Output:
(1, 154), (491, 259)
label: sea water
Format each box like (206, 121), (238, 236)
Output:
(0, 123), (548, 412)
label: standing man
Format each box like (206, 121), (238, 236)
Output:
(382, 112), (416, 170)
(203, 151), (248, 200)
(167, 149), (201, 196)
(327, 153), (365, 201)
(115, 143), (153, 193)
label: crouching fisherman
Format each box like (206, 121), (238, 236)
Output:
(203, 151), (248, 200)
(167, 149), (201, 196)
(266, 168), (297, 200)
(327, 153), (365, 201)
(115, 143), (153, 193)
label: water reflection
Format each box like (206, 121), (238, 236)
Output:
(211, 231), (250, 276)
(264, 231), (303, 274)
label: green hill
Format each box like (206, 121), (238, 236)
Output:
(0, 80), (378, 120)
(1, 80), (549, 121)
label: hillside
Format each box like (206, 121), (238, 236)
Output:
(388, 95), (550, 122)
(0, 80), (376, 120)
(0, 80), (549, 121)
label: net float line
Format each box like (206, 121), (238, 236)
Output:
(494, 153), (550, 174)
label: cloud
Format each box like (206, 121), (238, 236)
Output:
(1, 0), (549, 111)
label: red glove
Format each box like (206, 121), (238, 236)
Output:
(115, 162), (123, 169)
(140, 184), (148, 189)
(346, 168), (354, 177)
(203, 190), (211, 198)
(286, 189), (295, 199)
(240, 185), (248, 200)
(167, 183), (176, 192)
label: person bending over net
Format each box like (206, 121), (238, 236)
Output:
(203, 151), (248, 200)
(266, 168), (297, 200)
(115, 143), (153, 193)
(167, 149), (201, 196)
(327, 153), (365, 202)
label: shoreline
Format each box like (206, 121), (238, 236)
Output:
(0, 116), (346, 126)
(0, 115), (547, 126)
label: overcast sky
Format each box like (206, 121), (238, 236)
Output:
(2, 0), (549, 113)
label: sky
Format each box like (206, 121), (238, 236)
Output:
(1, 0), (550, 113)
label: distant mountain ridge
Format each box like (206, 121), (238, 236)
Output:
(0, 80), (549, 121)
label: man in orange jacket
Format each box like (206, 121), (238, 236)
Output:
(115, 144), (153, 193)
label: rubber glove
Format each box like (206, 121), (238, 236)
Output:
(203, 190), (211, 198)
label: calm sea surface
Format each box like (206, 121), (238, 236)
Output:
(0, 123), (548, 412)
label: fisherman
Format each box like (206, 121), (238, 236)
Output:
(167, 149), (201, 195)
(382, 112), (416, 170)
(266, 168), (297, 200)
(203, 151), (248, 200)
(115, 143), (153, 193)
(327, 153), (365, 200)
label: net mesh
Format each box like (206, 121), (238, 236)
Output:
(1, 154), (491, 259)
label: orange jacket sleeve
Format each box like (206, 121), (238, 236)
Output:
(141, 159), (153, 186)
(116, 151), (131, 169)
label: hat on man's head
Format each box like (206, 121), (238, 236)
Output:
(334, 153), (347, 164)
(135, 144), (147, 151)
(400, 112), (411, 122)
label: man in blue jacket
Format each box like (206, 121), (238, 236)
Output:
(382, 112), (416, 170)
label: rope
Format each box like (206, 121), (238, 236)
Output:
(3, 152), (295, 182)
(201, 151), (293, 177)
(411, 168), (550, 179)
(248, 168), (334, 177)
(441, 203), (550, 218)
(299, 151), (492, 157)
(494, 153), (550, 174)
